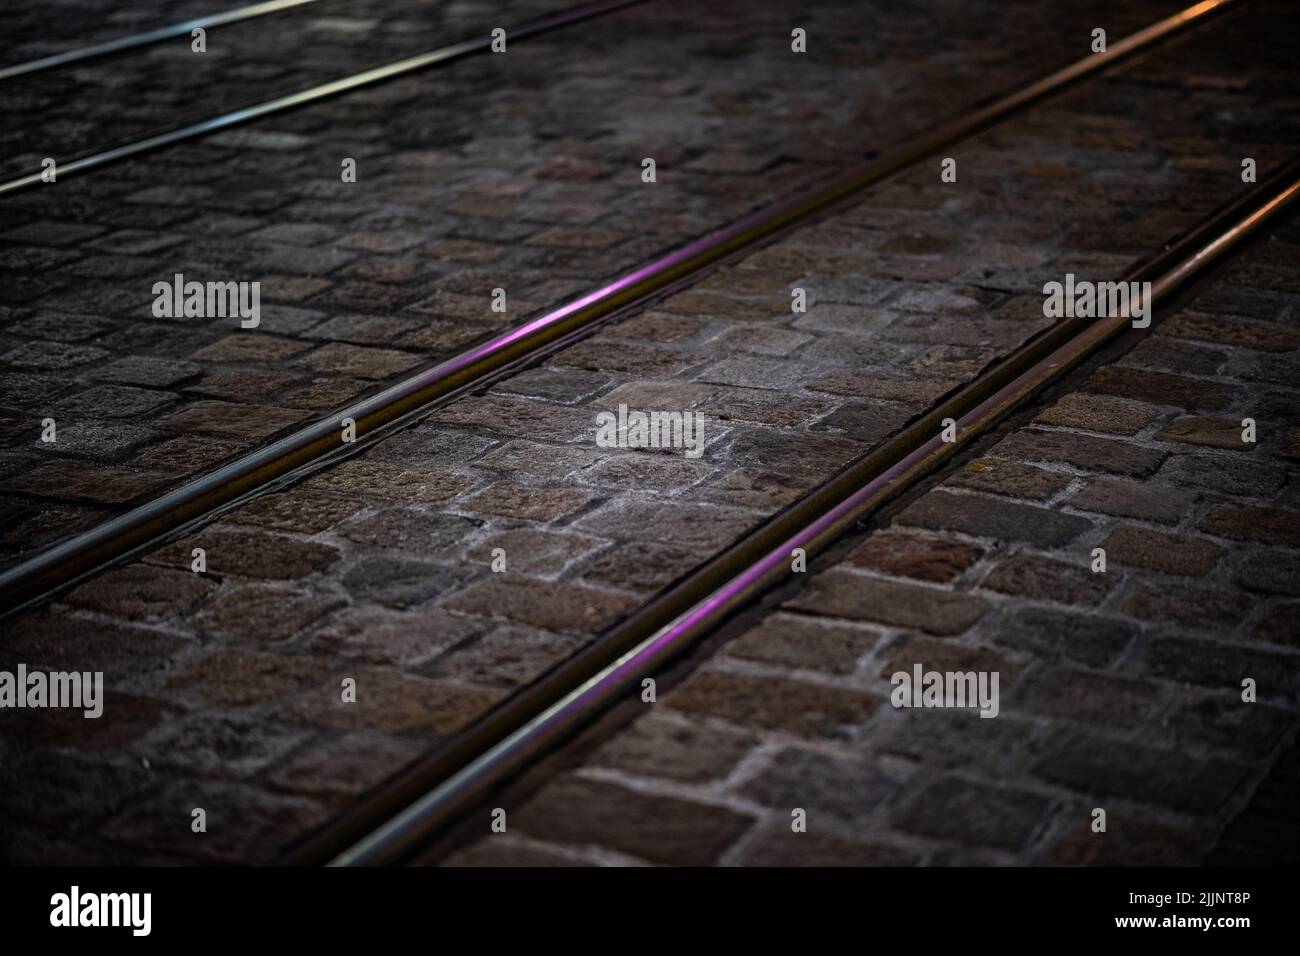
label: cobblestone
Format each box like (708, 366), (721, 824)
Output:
(899, 491), (1094, 547)
(511, 777), (754, 866)
(442, 207), (1300, 865)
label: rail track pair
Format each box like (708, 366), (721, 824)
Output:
(1, 0), (1294, 865)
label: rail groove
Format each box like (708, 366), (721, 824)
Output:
(0, 0), (324, 84)
(0, 0), (1239, 615)
(305, 154), (1300, 867)
(0, 0), (648, 196)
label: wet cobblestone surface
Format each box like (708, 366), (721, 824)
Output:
(1, 0), (1297, 866)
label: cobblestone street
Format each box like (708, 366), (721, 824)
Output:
(0, 0), (1297, 871)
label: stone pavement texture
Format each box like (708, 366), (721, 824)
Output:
(0, 0), (1160, 568)
(0, 0), (1297, 865)
(1, 0), (560, 172)
(439, 216), (1300, 868)
(4, 0), (240, 61)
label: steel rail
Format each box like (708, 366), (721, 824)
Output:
(0, 0), (324, 84)
(0, 0), (648, 197)
(319, 155), (1300, 867)
(0, 0), (1241, 618)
